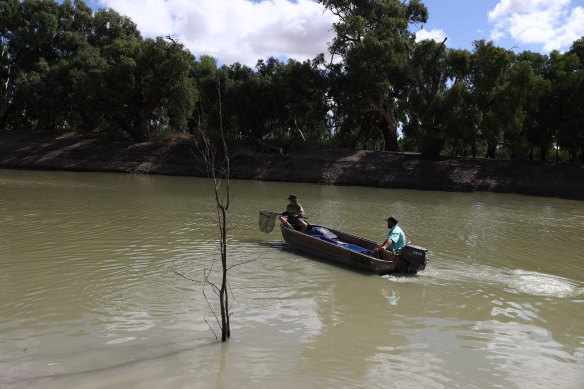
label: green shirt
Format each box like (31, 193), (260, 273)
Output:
(285, 203), (304, 218)
(386, 224), (406, 251)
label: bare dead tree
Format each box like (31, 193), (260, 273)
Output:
(194, 77), (231, 341)
(172, 71), (256, 341)
(175, 69), (255, 341)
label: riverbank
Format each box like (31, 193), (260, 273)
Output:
(1, 131), (583, 200)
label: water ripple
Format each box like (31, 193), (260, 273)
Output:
(2, 169), (584, 389)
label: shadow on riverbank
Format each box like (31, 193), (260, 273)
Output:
(1, 132), (582, 201)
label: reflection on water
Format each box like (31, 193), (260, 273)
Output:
(1, 169), (583, 388)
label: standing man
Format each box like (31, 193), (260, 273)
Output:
(372, 216), (406, 260)
(279, 194), (308, 233)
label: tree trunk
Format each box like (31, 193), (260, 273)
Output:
(126, 124), (148, 142)
(0, 107), (8, 131)
(219, 189), (230, 340)
(420, 127), (446, 160)
(129, 107), (156, 141)
(485, 140), (497, 159)
(381, 121), (399, 151)
(369, 96), (399, 151)
(220, 204), (229, 341)
(450, 139), (458, 157)
(377, 105), (398, 152)
(217, 81), (230, 342)
(539, 144), (548, 161)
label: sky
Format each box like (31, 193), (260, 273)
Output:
(79, 0), (584, 66)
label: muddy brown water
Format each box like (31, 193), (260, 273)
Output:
(1, 169), (583, 388)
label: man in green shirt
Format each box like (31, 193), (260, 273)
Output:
(279, 194), (308, 233)
(372, 216), (406, 260)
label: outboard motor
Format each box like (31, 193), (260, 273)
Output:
(399, 245), (428, 274)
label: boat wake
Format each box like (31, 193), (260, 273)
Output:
(504, 269), (582, 298)
(383, 260), (583, 299)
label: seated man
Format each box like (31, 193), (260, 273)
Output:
(278, 194), (308, 233)
(372, 216), (406, 260)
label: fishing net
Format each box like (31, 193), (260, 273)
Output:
(259, 211), (278, 233)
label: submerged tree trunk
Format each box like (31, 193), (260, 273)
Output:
(197, 78), (231, 342)
(219, 202), (229, 341)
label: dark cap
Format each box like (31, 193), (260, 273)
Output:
(287, 194), (298, 200)
(386, 216), (398, 224)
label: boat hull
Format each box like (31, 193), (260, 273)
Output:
(280, 224), (406, 275)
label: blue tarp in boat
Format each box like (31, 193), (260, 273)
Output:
(309, 226), (372, 256)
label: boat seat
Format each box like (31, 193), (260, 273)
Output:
(313, 226), (339, 241)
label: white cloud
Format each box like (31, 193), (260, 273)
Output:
(487, 0), (570, 20)
(415, 28), (447, 43)
(488, 0), (584, 52)
(98, 0), (337, 66)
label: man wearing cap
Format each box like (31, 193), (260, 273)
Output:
(372, 216), (406, 260)
(279, 194), (308, 233)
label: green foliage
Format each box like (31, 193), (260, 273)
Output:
(0, 0), (195, 140)
(467, 40), (513, 158)
(550, 51), (584, 162)
(402, 39), (473, 159)
(99, 37), (196, 140)
(570, 37), (584, 68)
(1, 0), (583, 162)
(320, 0), (428, 151)
(192, 56), (330, 144)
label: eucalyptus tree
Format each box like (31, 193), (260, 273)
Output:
(249, 57), (287, 139)
(1, 0), (64, 130)
(561, 38), (584, 162)
(218, 62), (256, 139)
(401, 38), (472, 159)
(1, 0), (129, 132)
(552, 49), (584, 162)
(563, 68), (584, 162)
(498, 60), (537, 159)
(192, 56), (330, 144)
(1, 0), (196, 138)
(89, 7), (142, 48)
(0, 0), (20, 130)
(6, 0), (99, 131)
(513, 51), (551, 160)
(468, 40), (513, 158)
(190, 55), (257, 141)
(76, 6), (143, 133)
(319, 0), (428, 151)
(42, 0), (103, 132)
(100, 36), (197, 140)
(190, 55), (228, 140)
(564, 39), (584, 162)
(256, 56), (331, 143)
(570, 37), (584, 68)
(190, 55), (262, 142)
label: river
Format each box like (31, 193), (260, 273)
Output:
(1, 169), (583, 389)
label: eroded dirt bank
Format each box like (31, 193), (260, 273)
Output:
(1, 132), (582, 201)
